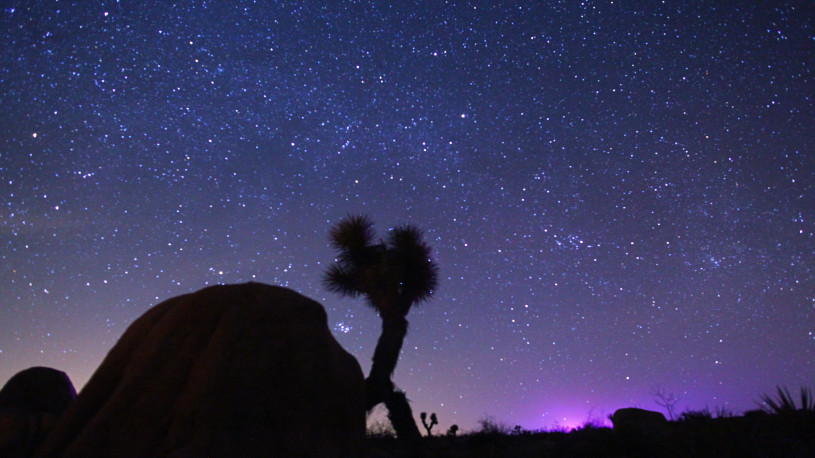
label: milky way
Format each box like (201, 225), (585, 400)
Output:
(1, 1), (813, 431)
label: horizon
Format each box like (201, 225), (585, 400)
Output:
(1, 1), (812, 433)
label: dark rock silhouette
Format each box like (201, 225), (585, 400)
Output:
(0, 367), (76, 457)
(35, 283), (365, 457)
(610, 407), (668, 436)
(0, 367), (76, 416)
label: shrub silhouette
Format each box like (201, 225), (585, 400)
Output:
(446, 424), (459, 437)
(324, 215), (438, 442)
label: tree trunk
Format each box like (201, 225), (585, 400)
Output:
(385, 390), (422, 444)
(366, 315), (408, 410)
(365, 315), (422, 441)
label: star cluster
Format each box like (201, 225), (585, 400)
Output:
(1, 1), (813, 430)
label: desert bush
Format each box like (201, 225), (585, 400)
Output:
(446, 424), (459, 437)
(366, 419), (396, 438)
(476, 415), (511, 435)
(678, 408), (712, 422)
(714, 405), (736, 418)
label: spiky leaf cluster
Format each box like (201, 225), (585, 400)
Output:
(324, 215), (438, 317)
(759, 386), (815, 414)
(324, 215), (377, 299)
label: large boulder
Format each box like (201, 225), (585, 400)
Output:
(36, 283), (366, 457)
(0, 367), (76, 457)
(610, 408), (668, 436)
(0, 367), (76, 416)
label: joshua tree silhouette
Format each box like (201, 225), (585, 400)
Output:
(420, 412), (438, 436)
(324, 215), (438, 442)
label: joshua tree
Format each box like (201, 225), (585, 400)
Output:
(324, 215), (438, 442)
(420, 412), (438, 436)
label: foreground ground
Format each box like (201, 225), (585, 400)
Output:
(366, 411), (815, 457)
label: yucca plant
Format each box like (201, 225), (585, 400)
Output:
(758, 386), (815, 414)
(324, 215), (438, 442)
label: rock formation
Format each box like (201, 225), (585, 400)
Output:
(0, 367), (76, 457)
(610, 407), (668, 436)
(36, 283), (366, 457)
(0, 367), (76, 417)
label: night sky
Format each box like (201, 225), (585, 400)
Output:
(2, 1), (813, 432)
